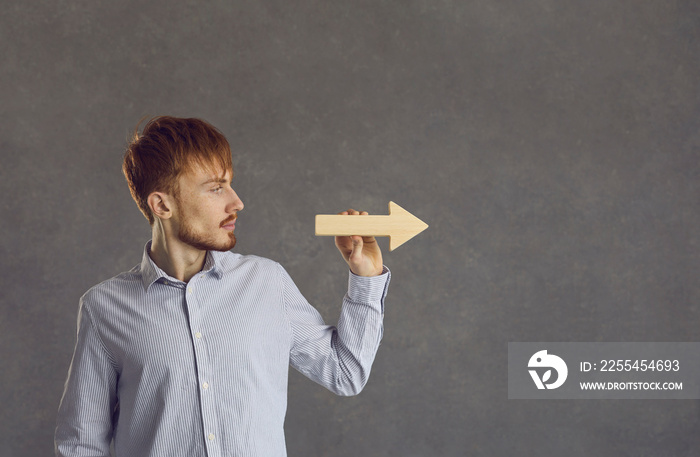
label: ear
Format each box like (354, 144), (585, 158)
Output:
(147, 191), (174, 221)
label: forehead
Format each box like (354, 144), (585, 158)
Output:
(186, 160), (232, 179)
(179, 162), (232, 188)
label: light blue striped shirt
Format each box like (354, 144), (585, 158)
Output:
(55, 242), (390, 457)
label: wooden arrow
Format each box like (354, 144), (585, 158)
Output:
(315, 201), (429, 251)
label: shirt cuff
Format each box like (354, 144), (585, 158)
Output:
(347, 266), (391, 303)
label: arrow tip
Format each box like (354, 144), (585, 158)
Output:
(388, 201), (429, 251)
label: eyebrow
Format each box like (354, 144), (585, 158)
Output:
(201, 177), (229, 185)
(202, 178), (228, 184)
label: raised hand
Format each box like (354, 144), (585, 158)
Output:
(334, 209), (384, 277)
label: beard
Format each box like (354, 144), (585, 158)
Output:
(178, 213), (237, 252)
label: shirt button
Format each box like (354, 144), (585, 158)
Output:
(202, 382), (209, 390)
(195, 332), (202, 339)
(187, 287), (194, 294)
(208, 433), (215, 441)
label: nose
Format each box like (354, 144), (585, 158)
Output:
(227, 188), (244, 213)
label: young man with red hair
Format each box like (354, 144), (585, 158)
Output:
(55, 116), (390, 457)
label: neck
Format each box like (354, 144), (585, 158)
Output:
(149, 222), (206, 283)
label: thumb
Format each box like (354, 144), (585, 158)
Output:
(349, 235), (363, 261)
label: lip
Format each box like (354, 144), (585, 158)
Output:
(221, 215), (237, 231)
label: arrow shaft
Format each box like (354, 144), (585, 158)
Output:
(315, 214), (400, 237)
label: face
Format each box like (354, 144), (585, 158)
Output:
(173, 164), (244, 252)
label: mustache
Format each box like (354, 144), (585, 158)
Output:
(220, 214), (237, 227)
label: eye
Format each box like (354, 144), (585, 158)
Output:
(212, 185), (223, 193)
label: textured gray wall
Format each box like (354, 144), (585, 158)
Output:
(1, 1), (699, 456)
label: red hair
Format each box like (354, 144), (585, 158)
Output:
(123, 116), (233, 224)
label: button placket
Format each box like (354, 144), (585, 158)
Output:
(185, 277), (221, 456)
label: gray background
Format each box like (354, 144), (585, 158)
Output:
(1, 1), (698, 456)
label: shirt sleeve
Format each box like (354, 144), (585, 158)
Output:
(55, 298), (119, 457)
(280, 263), (391, 396)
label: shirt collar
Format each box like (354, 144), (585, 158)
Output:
(139, 240), (224, 291)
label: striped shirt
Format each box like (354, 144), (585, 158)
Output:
(55, 241), (390, 457)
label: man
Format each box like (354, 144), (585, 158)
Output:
(55, 116), (390, 457)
